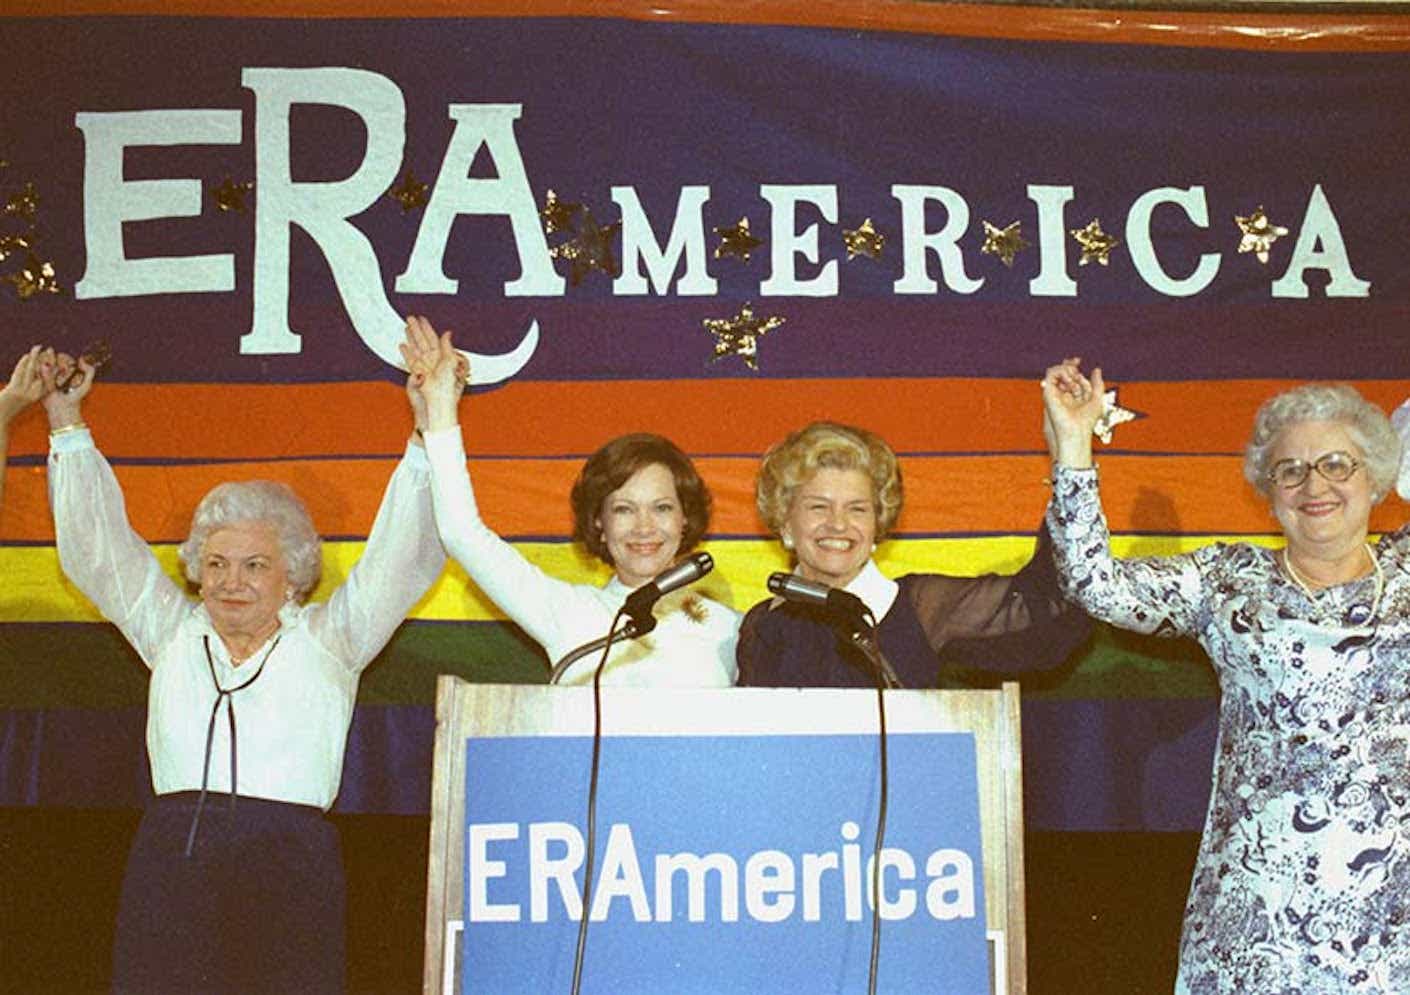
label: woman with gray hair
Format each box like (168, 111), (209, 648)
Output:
(737, 420), (1087, 688)
(1043, 359), (1410, 993)
(42, 344), (445, 993)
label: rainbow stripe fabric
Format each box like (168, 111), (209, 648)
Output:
(3, 1), (1409, 829)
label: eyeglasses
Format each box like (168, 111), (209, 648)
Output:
(1267, 451), (1361, 489)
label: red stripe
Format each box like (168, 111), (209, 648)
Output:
(6, 379), (1408, 461)
(5, 1), (1409, 51)
(5, 452), (1402, 543)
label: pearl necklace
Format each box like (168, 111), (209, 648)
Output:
(1280, 543), (1383, 626)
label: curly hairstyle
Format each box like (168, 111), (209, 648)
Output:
(755, 421), (903, 537)
(1243, 383), (1401, 501)
(178, 480), (322, 601)
(570, 433), (712, 565)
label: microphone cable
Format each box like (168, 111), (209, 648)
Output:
(867, 655), (890, 995)
(568, 604), (634, 995)
(848, 607), (891, 995)
(565, 553), (709, 989)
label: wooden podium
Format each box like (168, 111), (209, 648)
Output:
(423, 680), (1028, 994)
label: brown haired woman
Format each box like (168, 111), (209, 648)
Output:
(402, 316), (738, 686)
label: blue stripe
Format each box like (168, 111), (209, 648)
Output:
(0, 698), (1217, 830)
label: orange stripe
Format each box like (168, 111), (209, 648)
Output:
(1098, 380), (1410, 456)
(6, 379), (1409, 461)
(5, 453), (1401, 543)
(5, 1), (1409, 51)
(3, 383), (413, 461)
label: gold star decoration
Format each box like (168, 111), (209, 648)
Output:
(4, 252), (61, 299)
(1, 161), (60, 303)
(540, 189), (582, 235)
(714, 217), (763, 262)
(979, 220), (1029, 267)
(1234, 206), (1289, 265)
(3, 181), (39, 223)
(1093, 388), (1141, 445)
(1070, 218), (1121, 267)
(0, 231), (32, 262)
(387, 170), (430, 213)
(549, 206), (621, 286)
(703, 303), (785, 371)
(841, 218), (886, 260)
(212, 178), (254, 213)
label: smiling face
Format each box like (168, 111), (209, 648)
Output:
(595, 462), (686, 588)
(199, 521), (290, 644)
(1268, 419), (1373, 562)
(781, 466), (877, 588)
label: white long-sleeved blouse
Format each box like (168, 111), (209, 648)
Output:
(48, 428), (445, 811)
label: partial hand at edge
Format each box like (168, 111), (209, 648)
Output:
(0, 345), (49, 426)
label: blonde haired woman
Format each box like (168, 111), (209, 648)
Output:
(737, 420), (1085, 687)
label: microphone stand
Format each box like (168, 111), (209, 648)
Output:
(838, 616), (902, 690)
(549, 615), (655, 685)
(833, 605), (895, 995)
(561, 557), (708, 990)
(566, 605), (657, 995)
(552, 552), (709, 684)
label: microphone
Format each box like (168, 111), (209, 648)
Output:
(768, 572), (901, 688)
(767, 572), (869, 621)
(622, 552), (714, 618)
(551, 555), (712, 685)
(548, 615), (655, 684)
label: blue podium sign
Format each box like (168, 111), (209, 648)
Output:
(461, 732), (988, 994)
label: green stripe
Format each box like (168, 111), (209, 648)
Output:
(1015, 625), (1217, 701)
(0, 625), (150, 708)
(0, 619), (1215, 709)
(355, 621), (550, 703)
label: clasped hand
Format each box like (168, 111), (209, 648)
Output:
(1041, 356), (1105, 468)
(400, 315), (471, 434)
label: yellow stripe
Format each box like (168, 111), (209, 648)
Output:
(0, 534), (1293, 623)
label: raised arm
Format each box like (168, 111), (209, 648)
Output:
(43, 352), (187, 663)
(1041, 355), (1103, 469)
(0, 346), (47, 512)
(401, 313), (469, 439)
(910, 521), (1090, 659)
(1040, 359), (1208, 636)
(312, 357), (446, 671)
(402, 316), (599, 656)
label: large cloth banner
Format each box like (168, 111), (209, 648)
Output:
(3, 1), (1409, 830)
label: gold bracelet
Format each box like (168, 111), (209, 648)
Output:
(49, 421), (88, 437)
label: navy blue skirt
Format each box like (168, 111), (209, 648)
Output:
(112, 792), (345, 994)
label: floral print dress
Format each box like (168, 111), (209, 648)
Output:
(1048, 466), (1410, 995)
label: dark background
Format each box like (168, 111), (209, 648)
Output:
(1, 808), (1198, 994)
